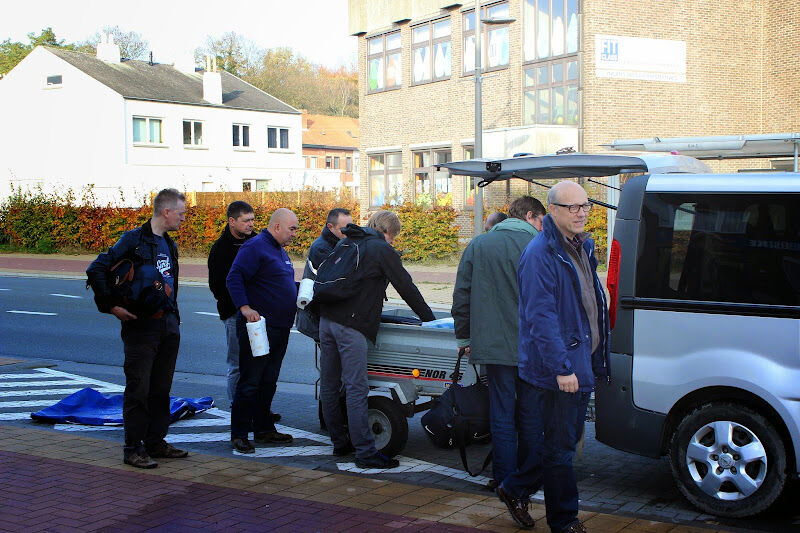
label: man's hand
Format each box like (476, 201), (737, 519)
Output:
(240, 305), (261, 323)
(556, 373), (579, 393)
(110, 306), (137, 322)
(462, 346), (470, 356)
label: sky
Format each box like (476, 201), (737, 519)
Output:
(1, 0), (358, 69)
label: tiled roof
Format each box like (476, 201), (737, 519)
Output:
(302, 113), (359, 149)
(46, 47), (299, 114)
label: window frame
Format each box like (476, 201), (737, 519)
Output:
(182, 119), (205, 148)
(411, 17), (452, 85)
(462, 1), (511, 75)
(45, 74), (62, 88)
(232, 123), (251, 150)
(523, 0), (580, 63)
(523, 56), (579, 126)
(267, 126), (291, 151)
(368, 151), (403, 207)
(367, 31), (403, 93)
(413, 148), (453, 207)
(132, 116), (166, 146)
(460, 146), (483, 210)
(346, 156), (353, 172)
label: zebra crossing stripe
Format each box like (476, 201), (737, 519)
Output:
(0, 379), (94, 388)
(0, 373), (47, 380)
(0, 387), (123, 398)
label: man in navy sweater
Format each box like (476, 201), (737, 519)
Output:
(226, 208), (299, 453)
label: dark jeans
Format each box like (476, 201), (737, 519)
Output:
(485, 364), (519, 485)
(121, 313), (180, 456)
(501, 380), (590, 533)
(230, 313), (290, 440)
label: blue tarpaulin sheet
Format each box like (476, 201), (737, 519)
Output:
(30, 387), (214, 425)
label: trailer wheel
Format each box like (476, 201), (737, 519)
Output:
(368, 396), (408, 458)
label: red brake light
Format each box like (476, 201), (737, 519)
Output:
(607, 238), (621, 330)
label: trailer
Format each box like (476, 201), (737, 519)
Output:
(315, 308), (483, 457)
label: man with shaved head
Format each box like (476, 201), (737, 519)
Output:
(496, 180), (608, 532)
(226, 208), (299, 453)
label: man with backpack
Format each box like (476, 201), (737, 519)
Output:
(295, 207), (353, 341)
(317, 210), (435, 469)
(452, 196), (544, 527)
(86, 188), (189, 469)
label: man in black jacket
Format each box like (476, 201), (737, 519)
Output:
(318, 210), (435, 469)
(296, 207), (352, 341)
(208, 201), (257, 405)
(86, 188), (188, 469)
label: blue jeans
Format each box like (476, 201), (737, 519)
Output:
(223, 315), (239, 405)
(501, 380), (590, 533)
(230, 313), (290, 440)
(485, 364), (519, 485)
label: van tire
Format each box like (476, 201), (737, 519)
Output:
(669, 403), (787, 518)
(368, 396), (408, 458)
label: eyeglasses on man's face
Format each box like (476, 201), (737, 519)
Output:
(552, 203), (592, 214)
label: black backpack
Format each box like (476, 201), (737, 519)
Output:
(421, 348), (492, 476)
(313, 239), (364, 304)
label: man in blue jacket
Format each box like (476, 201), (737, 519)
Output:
(226, 208), (299, 453)
(497, 181), (609, 533)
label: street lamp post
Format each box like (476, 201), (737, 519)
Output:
(473, 0), (484, 236)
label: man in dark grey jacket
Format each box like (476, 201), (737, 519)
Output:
(451, 196), (545, 504)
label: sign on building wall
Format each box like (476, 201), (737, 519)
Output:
(595, 35), (686, 83)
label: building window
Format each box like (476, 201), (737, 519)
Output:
(463, 2), (510, 73)
(133, 116), (163, 145)
(309, 156), (318, 168)
(268, 127), (290, 149)
(304, 155), (310, 168)
(523, 0), (579, 62)
(183, 120), (203, 146)
(326, 156), (332, 168)
(412, 18), (452, 84)
(369, 152), (403, 207)
(413, 149), (452, 207)
(368, 31), (402, 92)
(46, 74), (62, 86)
(334, 156), (341, 169)
(233, 124), (250, 147)
(523, 57), (578, 125)
(346, 156), (352, 172)
(462, 146), (481, 209)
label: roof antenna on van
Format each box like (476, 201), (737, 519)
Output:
(149, 51), (154, 66)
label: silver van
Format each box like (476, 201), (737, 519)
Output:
(441, 154), (800, 517)
(596, 171), (800, 518)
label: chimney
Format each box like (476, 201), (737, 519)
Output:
(301, 109), (309, 130)
(202, 55), (222, 105)
(96, 33), (120, 63)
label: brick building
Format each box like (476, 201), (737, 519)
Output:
(301, 111), (360, 195)
(349, 0), (800, 235)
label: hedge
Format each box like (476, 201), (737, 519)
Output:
(0, 188), (463, 260)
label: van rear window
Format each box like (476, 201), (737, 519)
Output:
(636, 193), (800, 306)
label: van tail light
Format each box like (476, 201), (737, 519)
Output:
(607, 238), (621, 330)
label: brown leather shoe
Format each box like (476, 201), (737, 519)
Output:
(124, 451), (158, 469)
(147, 443), (188, 459)
(562, 522), (587, 533)
(231, 438), (255, 454)
(496, 485), (535, 529)
(254, 431), (293, 444)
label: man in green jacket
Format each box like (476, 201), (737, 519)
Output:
(451, 196), (545, 507)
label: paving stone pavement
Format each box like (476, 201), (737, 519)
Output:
(0, 424), (731, 532)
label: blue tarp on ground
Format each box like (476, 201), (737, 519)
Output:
(30, 387), (214, 425)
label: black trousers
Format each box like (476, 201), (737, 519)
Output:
(120, 313), (180, 456)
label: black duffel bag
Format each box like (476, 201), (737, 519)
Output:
(421, 347), (492, 476)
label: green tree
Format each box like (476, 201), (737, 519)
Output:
(0, 27), (76, 76)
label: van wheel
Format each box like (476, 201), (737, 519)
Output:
(669, 403), (787, 517)
(368, 396), (408, 458)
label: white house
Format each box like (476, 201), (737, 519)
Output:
(0, 41), (306, 206)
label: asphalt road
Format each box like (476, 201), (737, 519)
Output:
(0, 275), (318, 386)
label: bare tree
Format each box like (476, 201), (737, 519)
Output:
(84, 26), (148, 60)
(195, 32), (260, 76)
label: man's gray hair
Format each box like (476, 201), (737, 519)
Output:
(153, 188), (185, 217)
(546, 186), (559, 206)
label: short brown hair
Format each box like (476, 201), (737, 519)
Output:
(153, 188), (185, 217)
(367, 210), (401, 237)
(509, 196), (545, 220)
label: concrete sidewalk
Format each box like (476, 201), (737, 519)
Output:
(0, 424), (724, 532)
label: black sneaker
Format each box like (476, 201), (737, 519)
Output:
(147, 442), (188, 459)
(124, 451), (158, 469)
(355, 452), (399, 469)
(333, 441), (355, 456)
(231, 438), (255, 454)
(254, 431), (293, 444)
(496, 485), (535, 529)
